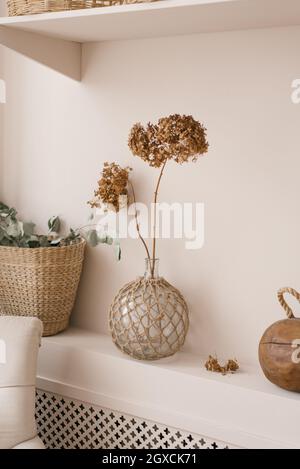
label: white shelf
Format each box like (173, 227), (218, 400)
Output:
(37, 327), (300, 449)
(1, 0), (300, 42)
(1, 0), (300, 79)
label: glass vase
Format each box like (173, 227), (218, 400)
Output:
(109, 259), (189, 360)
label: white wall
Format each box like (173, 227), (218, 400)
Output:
(0, 2), (4, 183)
(1, 20), (300, 365)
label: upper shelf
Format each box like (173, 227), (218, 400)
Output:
(1, 0), (300, 43)
(0, 0), (300, 80)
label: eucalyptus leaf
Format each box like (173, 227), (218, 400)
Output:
(69, 228), (77, 238)
(0, 202), (9, 211)
(98, 234), (112, 245)
(48, 216), (61, 234)
(87, 230), (98, 247)
(1, 238), (12, 246)
(0, 202), (118, 255)
(114, 242), (121, 261)
(23, 222), (35, 237)
(18, 238), (29, 248)
(6, 220), (23, 238)
(27, 238), (40, 248)
(97, 235), (105, 244)
(40, 236), (51, 247)
(7, 208), (17, 221)
(50, 237), (62, 246)
(106, 236), (114, 246)
(63, 228), (80, 246)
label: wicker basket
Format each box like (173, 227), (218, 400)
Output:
(7, 0), (157, 16)
(0, 239), (85, 336)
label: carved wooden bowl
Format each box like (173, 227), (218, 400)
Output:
(259, 288), (300, 392)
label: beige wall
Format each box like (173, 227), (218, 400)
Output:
(1, 19), (300, 364)
(0, 2), (4, 182)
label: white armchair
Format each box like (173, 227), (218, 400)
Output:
(0, 316), (45, 449)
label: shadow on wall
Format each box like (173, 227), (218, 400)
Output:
(71, 245), (129, 328)
(0, 26), (81, 81)
(0, 77), (4, 196)
(0, 338), (6, 364)
(0, 52), (24, 207)
(0, 79), (5, 103)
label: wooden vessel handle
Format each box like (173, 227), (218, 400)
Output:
(277, 287), (300, 319)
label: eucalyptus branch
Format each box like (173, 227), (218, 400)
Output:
(76, 222), (98, 233)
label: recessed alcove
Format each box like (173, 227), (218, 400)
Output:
(1, 0), (300, 449)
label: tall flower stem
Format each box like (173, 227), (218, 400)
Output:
(151, 161), (167, 277)
(129, 181), (151, 264)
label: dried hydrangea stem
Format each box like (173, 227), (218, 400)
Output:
(151, 161), (167, 277)
(129, 181), (151, 264)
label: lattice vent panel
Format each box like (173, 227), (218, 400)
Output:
(36, 390), (238, 450)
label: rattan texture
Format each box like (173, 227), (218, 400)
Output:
(7, 0), (157, 16)
(109, 277), (189, 361)
(0, 239), (85, 336)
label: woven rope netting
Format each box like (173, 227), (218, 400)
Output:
(109, 277), (189, 360)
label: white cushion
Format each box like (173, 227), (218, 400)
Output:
(0, 316), (44, 449)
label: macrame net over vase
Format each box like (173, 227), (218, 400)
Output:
(109, 259), (189, 360)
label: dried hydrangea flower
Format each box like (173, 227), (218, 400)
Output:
(205, 355), (239, 375)
(128, 114), (209, 168)
(128, 123), (150, 162)
(88, 162), (131, 212)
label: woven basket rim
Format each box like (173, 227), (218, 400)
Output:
(0, 237), (86, 253)
(6, 0), (157, 17)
